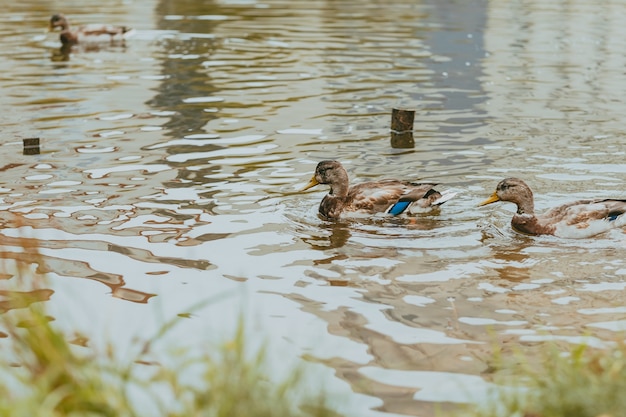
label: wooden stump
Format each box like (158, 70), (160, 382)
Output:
(390, 108), (415, 148)
(391, 108), (415, 133)
(390, 132), (415, 148)
(23, 138), (40, 155)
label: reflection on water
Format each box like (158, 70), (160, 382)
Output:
(1, 0), (626, 415)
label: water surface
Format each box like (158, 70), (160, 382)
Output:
(1, 1), (626, 415)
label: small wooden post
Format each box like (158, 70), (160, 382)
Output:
(391, 108), (415, 133)
(390, 108), (415, 148)
(390, 131), (415, 148)
(23, 137), (40, 155)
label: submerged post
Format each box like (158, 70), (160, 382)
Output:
(23, 137), (40, 155)
(391, 108), (415, 133)
(390, 108), (415, 148)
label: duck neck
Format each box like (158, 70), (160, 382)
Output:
(55, 19), (70, 31)
(516, 197), (535, 216)
(319, 195), (343, 219)
(329, 183), (349, 198)
(328, 169), (350, 198)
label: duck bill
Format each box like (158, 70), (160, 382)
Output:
(478, 192), (500, 206)
(301, 176), (319, 191)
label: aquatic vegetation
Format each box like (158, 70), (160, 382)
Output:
(0, 241), (339, 417)
(459, 341), (626, 417)
(0, 300), (339, 417)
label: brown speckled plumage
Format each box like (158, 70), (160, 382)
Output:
(301, 160), (455, 219)
(49, 14), (133, 46)
(479, 177), (626, 238)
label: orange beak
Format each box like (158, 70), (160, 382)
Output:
(301, 176), (319, 191)
(478, 192), (500, 206)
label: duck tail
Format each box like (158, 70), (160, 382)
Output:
(432, 190), (457, 206)
(122, 27), (136, 38)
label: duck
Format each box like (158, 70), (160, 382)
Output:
(479, 177), (626, 238)
(301, 160), (456, 219)
(49, 13), (134, 46)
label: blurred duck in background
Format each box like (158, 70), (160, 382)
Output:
(49, 13), (134, 46)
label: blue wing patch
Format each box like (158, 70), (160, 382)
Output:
(607, 211), (623, 222)
(387, 201), (411, 215)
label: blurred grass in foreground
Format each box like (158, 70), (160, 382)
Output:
(1, 308), (341, 417)
(459, 341), (626, 417)
(0, 238), (341, 417)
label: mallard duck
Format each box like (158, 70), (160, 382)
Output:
(479, 177), (626, 238)
(49, 13), (133, 46)
(301, 160), (456, 219)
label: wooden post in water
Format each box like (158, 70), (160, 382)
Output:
(23, 137), (40, 155)
(390, 108), (415, 148)
(391, 108), (415, 132)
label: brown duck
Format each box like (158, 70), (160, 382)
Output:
(301, 160), (456, 219)
(49, 14), (134, 46)
(479, 177), (626, 238)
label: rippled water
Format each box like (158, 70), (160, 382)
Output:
(2, 0), (626, 415)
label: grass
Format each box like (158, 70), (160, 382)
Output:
(0, 240), (341, 417)
(0, 299), (340, 417)
(7, 240), (626, 417)
(0, 303), (341, 417)
(459, 341), (626, 417)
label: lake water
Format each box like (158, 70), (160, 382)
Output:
(2, 0), (626, 415)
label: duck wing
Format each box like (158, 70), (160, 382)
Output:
(346, 180), (441, 215)
(543, 199), (626, 223)
(537, 198), (626, 237)
(80, 23), (132, 36)
(600, 199), (626, 222)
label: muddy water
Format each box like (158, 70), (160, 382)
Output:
(1, 0), (626, 415)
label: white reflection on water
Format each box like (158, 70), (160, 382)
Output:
(458, 317), (527, 326)
(84, 164), (171, 179)
(166, 143), (278, 163)
(579, 306), (626, 315)
(587, 320), (626, 332)
(359, 367), (503, 404)
(3, 0), (626, 416)
(365, 318), (479, 345)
